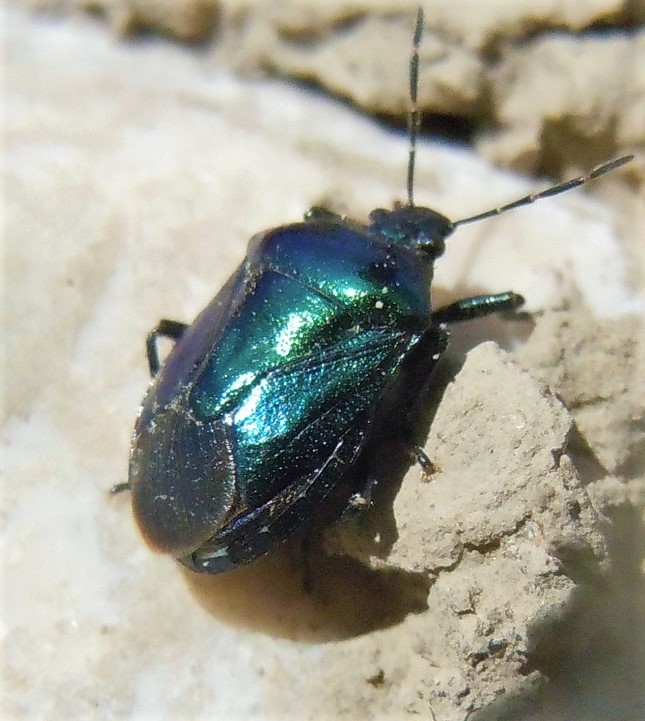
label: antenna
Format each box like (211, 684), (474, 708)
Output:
(453, 155), (634, 227)
(406, 8), (424, 208)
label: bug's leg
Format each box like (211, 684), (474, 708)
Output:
(146, 319), (189, 376)
(304, 206), (344, 223)
(398, 325), (449, 475)
(110, 481), (131, 495)
(409, 445), (438, 480)
(432, 291), (524, 325)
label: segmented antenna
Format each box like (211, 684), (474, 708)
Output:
(453, 155), (634, 227)
(406, 8), (424, 207)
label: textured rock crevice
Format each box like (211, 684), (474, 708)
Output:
(33, 0), (645, 181)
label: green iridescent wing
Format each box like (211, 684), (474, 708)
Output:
(227, 324), (420, 507)
(186, 267), (421, 508)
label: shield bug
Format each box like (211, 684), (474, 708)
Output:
(117, 9), (633, 574)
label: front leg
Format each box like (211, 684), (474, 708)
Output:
(432, 292), (524, 325)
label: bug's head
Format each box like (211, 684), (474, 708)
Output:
(369, 205), (454, 260)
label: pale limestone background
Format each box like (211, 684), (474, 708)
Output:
(3, 3), (644, 720)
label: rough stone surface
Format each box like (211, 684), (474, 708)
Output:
(30, 0), (645, 178)
(324, 343), (610, 717)
(4, 5), (643, 721)
(515, 308), (644, 475)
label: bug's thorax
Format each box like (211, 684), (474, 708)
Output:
(368, 205), (454, 261)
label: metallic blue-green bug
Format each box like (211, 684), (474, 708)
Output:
(121, 10), (632, 574)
